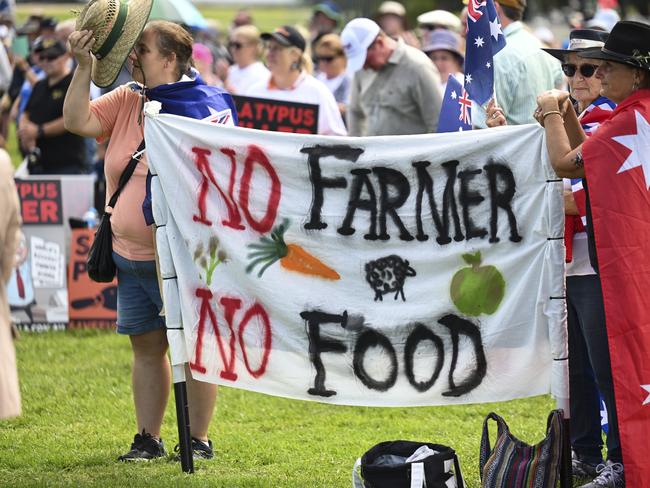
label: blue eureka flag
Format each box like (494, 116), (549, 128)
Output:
(463, 0), (506, 105)
(437, 75), (473, 133)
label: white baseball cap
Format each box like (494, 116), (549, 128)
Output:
(341, 18), (380, 75)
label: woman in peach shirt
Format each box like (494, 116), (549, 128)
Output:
(64, 11), (234, 461)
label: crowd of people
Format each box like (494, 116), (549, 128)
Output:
(1, 0), (649, 487)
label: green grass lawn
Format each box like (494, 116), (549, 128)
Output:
(0, 329), (566, 487)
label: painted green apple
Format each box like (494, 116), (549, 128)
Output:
(450, 251), (505, 316)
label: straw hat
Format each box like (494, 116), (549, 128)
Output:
(75, 0), (153, 87)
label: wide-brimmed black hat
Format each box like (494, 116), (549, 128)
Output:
(543, 29), (608, 61)
(578, 20), (650, 71)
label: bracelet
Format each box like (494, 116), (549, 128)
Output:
(37, 125), (44, 138)
(542, 110), (562, 120)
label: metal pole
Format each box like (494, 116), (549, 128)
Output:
(172, 364), (194, 474)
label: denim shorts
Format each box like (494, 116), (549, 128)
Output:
(112, 252), (165, 335)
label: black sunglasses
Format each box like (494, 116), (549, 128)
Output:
(561, 63), (598, 78)
(37, 51), (63, 61)
(316, 55), (336, 63)
(228, 42), (245, 50)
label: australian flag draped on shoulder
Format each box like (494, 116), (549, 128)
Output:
(437, 75), (473, 133)
(463, 0), (506, 106)
(142, 71), (238, 225)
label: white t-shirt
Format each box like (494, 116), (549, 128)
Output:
(227, 62), (270, 95)
(245, 72), (347, 136)
(316, 72), (344, 95)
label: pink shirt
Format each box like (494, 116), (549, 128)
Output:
(90, 85), (154, 261)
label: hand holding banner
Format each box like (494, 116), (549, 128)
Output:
(145, 112), (566, 407)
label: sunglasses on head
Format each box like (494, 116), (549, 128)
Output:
(561, 63), (598, 78)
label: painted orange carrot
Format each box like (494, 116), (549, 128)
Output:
(246, 219), (340, 280)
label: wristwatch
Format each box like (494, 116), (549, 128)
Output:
(37, 124), (44, 139)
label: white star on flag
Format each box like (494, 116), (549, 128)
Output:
(465, 74), (473, 84)
(474, 36), (484, 48)
(489, 18), (503, 40)
(450, 90), (457, 99)
(486, 62), (491, 68)
(614, 110), (650, 189)
(642, 384), (650, 405)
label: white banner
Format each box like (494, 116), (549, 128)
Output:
(145, 108), (567, 407)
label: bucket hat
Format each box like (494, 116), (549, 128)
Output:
(417, 10), (461, 33)
(313, 1), (343, 27)
(578, 20), (650, 71)
(75, 0), (153, 87)
(422, 29), (463, 61)
(543, 29), (608, 61)
(377, 1), (406, 17)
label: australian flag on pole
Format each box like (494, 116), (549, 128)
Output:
(463, 0), (506, 105)
(437, 75), (472, 133)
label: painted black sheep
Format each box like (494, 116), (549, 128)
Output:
(365, 255), (416, 302)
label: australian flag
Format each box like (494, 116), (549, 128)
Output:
(437, 75), (472, 133)
(463, 0), (506, 105)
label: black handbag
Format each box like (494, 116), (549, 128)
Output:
(353, 440), (464, 488)
(87, 140), (145, 282)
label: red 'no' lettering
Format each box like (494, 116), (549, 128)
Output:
(191, 147), (244, 229)
(238, 145), (281, 233)
(190, 288), (273, 380)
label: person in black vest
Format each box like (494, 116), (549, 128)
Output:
(18, 37), (87, 174)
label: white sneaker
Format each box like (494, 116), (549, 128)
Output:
(579, 461), (625, 488)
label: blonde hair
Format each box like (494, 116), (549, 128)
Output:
(294, 24), (313, 74)
(315, 33), (344, 56)
(299, 50), (314, 74)
(232, 24), (261, 43)
(232, 24), (263, 58)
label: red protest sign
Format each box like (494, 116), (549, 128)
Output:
(233, 95), (319, 134)
(67, 228), (117, 329)
(15, 179), (63, 225)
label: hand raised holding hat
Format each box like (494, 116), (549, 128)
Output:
(68, 30), (96, 70)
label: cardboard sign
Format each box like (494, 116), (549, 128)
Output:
(233, 95), (319, 134)
(145, 114), (568, 407)
(7, 228), (68, 331)
(67, 228), (118, 329)
(8, 176), (96, 331)
(14, 179), (63, 225)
